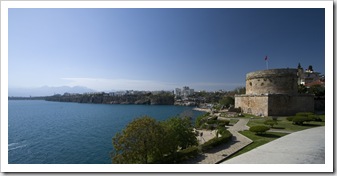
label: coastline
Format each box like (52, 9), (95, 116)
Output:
(193, 107), (211, 113)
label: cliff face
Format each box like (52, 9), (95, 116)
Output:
(45, 93), (174, 105)
(150, 94), (175, 105)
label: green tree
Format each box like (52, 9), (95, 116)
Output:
(298, 84), (308, 94)
(111, 116), (198, 164)
(195, 113), (209, 128)
(308, 85), (325, 96)
(233, 86), (246, 95)
(219, 96), (234, 108)
(162, 117), (198, 151)
(159, 116), (198, 163)
(111, 116), (164, 164)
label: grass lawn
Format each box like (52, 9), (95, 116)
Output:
(247, 116), (325, 132)
(242, 113), (266, 119)
(224, 131), (288, 161)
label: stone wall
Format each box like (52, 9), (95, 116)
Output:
(246, 69), (298, 95)
(235, 94), (314, 116)
(235, 95), (268, 116)
(268, 94), (314, 116)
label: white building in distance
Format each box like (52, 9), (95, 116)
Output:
(297, 64), (322, 86)
(175, 86), (194, 98)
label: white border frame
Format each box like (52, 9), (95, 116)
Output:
(1, 1), (333, 173)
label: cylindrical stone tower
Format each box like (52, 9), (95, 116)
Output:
(245, 68), (298, 95)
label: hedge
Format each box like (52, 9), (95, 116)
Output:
(288, 112), (321, 122)
(207, 119), (218, 125)
(158, 146), (200, 163)
(217, 126), (227, 136)
(176, 146), (200, 162)
(295, 112), (314, 117)
(264, 120), (278, 128)
(249, 125), (270, 134)
(308, 114), (322, 122)
(286, 116), (294, 121)
(201, 129), (232, 152)
(292, 116), (312, 125)
(218, 120), (230, 127)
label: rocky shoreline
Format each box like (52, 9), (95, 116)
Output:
(43, 92), (175, 105)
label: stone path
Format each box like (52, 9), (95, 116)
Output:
(184, 119), (253, 164)
(222, 126), (325, 164)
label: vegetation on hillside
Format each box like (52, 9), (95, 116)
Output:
(45, 92), (175, 105)
(111, 116), (198, 164)
(111, 114), (233, 164)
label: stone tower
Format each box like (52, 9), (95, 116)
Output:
(235, 68), (314, 116)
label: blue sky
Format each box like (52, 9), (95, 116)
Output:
(8, 8), (325, 92)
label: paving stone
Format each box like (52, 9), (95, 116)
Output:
(184, 118), (253, 164)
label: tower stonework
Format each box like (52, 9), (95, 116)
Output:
(246, 69), (298, 95)
(235, 68), (314, 116)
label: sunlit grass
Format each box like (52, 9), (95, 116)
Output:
(247, 116), (325, 132)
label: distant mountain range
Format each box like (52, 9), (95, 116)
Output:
(8, 86), (96, 97)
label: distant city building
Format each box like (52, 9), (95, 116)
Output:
(175, 88), (182, 96)
(175, 86), (194, 98)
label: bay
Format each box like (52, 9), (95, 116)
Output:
(8, 100), (203, 164)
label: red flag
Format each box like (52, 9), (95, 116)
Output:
(265, 56), (268, 61)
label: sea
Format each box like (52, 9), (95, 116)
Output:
(8, 100), (204, 164)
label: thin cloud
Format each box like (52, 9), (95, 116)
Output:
(61, 78), (244, 92)
(188, 82), (244, 87)
(61, 78), (179, 91)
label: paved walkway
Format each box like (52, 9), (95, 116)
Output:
(184, 119), (253, 164)
(221, 126), (325, 164)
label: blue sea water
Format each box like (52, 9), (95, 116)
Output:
(8, 100), (203, 164)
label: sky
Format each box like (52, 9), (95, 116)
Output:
(8, 8), (325, 93)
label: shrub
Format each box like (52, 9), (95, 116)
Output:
(201, 129), (232, 152)
(264, 119), (278, 128)
(249, 125), (270, 134)
(158, 146), (199, 163)
(218, 120), (230, 127)
(176, 146), (200, 162)
(286, 116), (294, 121)
(200, 124), (207, 129)
(206, 119), (218, 125)
(292, 116), (312, 125)
(216, 126), (230, 136)
(296, 112), (314, 117)
(308, 114), (322, 122)
(195, 114), (207, 128)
